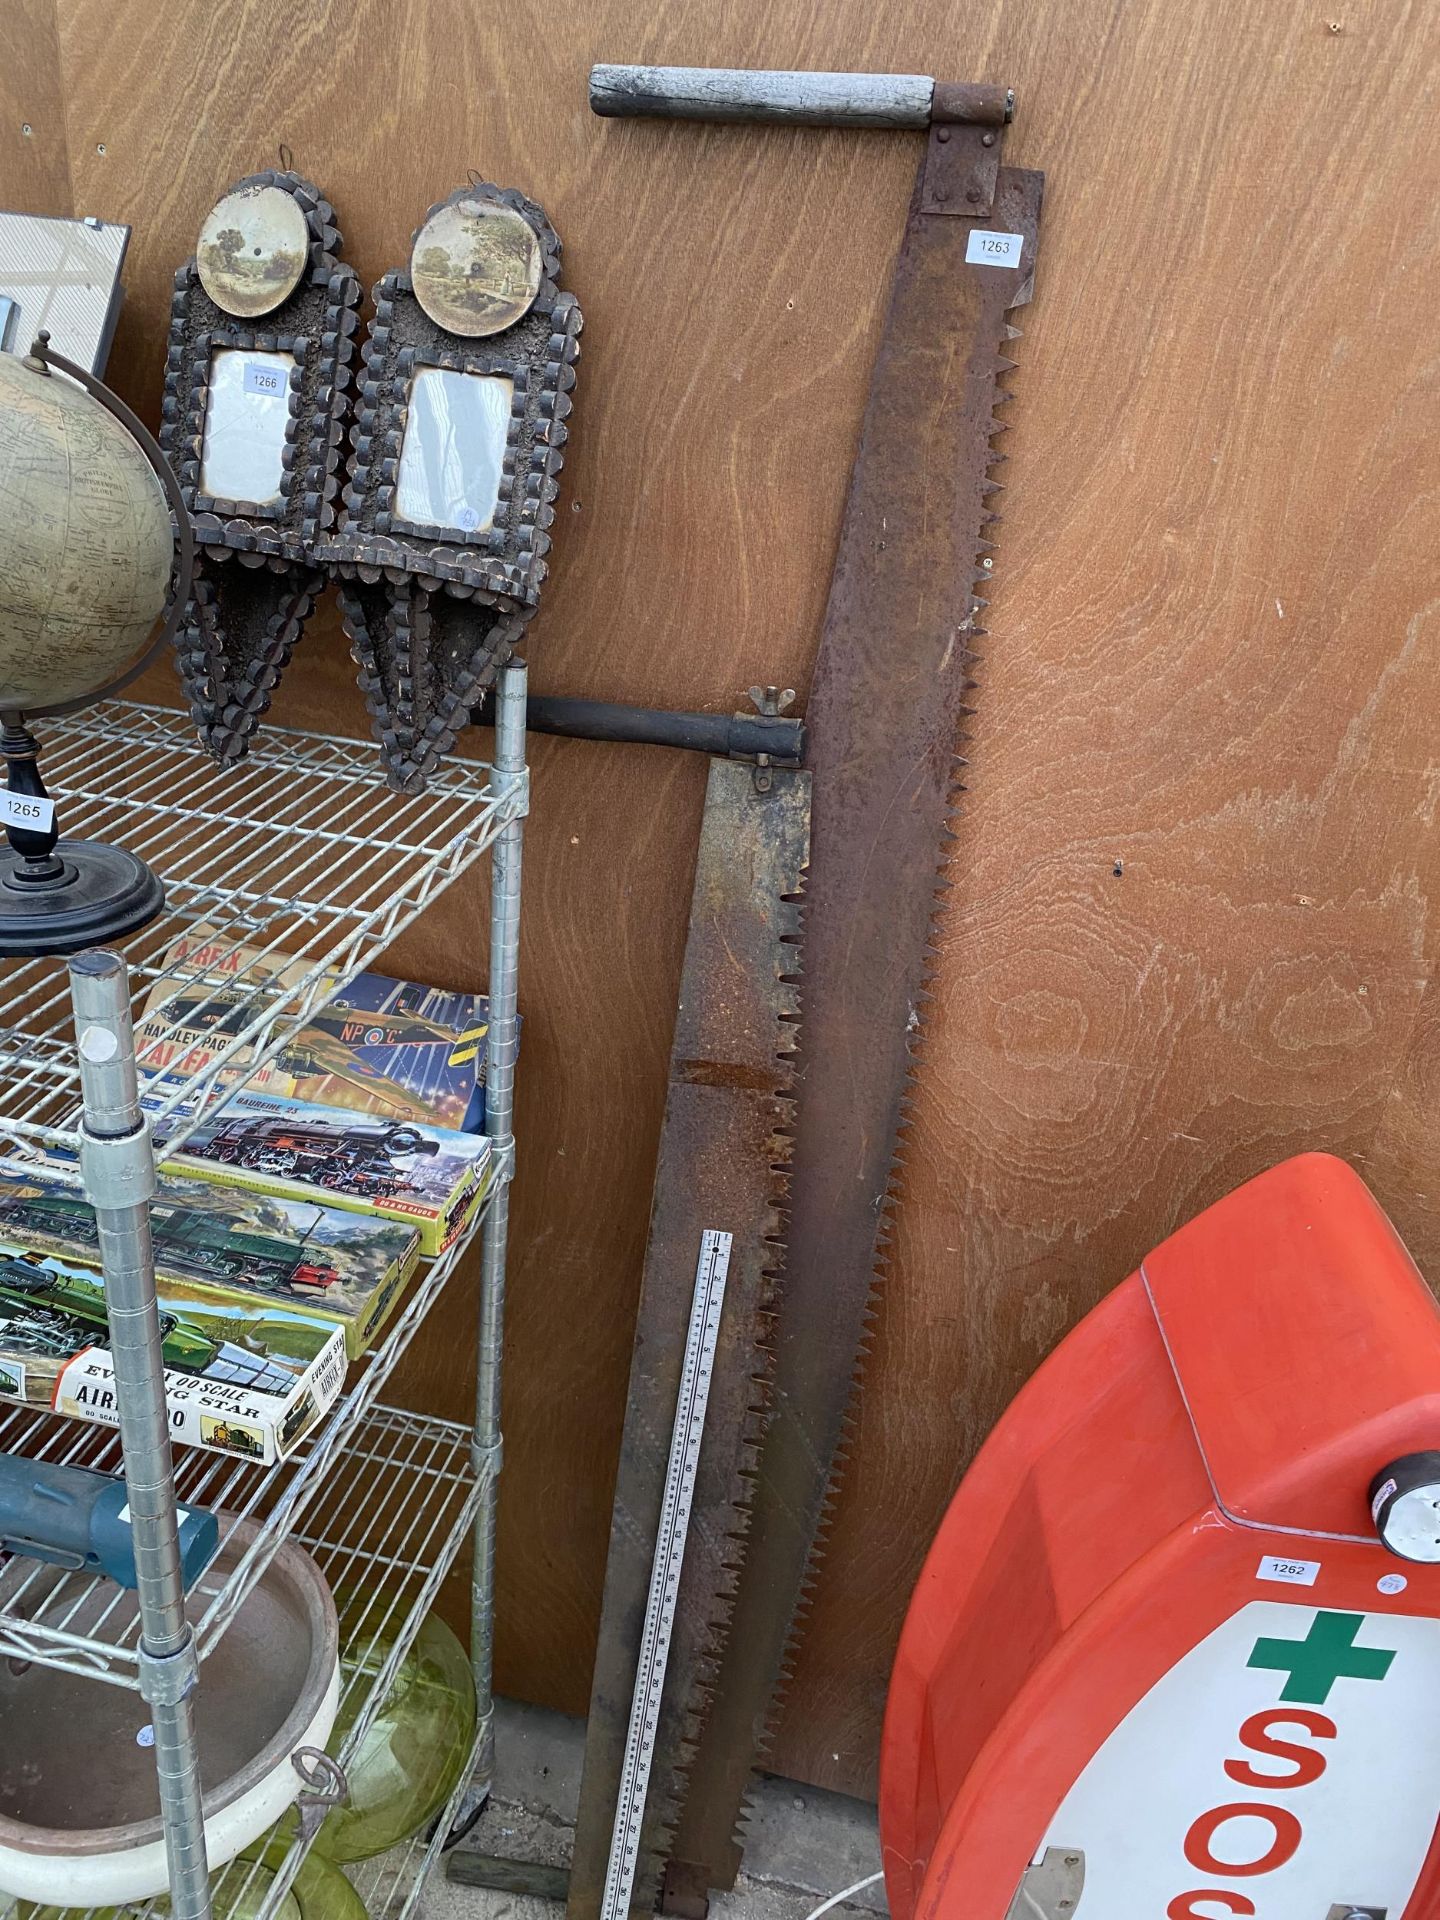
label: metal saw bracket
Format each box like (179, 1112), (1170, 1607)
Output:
(921, 82), (1014, 217)
(1004, 1848), (1085, 1919)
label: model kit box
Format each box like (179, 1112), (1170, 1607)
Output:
(0, 1161), (421, 1361)
(147, 1089), (496, 1259)
(136, 928), (491, 1132)
(0, 1240), (346, 1464)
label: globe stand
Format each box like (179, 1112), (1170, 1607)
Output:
(0, 721), (165, 957)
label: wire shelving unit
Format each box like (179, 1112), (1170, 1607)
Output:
(0, 673), (529, 1920)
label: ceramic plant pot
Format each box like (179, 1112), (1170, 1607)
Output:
(15, 1854), (301, 1920)
(15, 1850), (368, 1920)
(0, 1519), (339, 1905)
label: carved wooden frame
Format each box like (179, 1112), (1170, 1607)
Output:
(317, 182), (582, 610)
(159, 169), (360, 760)
(160, 169), (360, 565)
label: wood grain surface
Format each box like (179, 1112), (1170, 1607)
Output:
(0, 0), (71, 218)
(7, 0), (1440, 1801)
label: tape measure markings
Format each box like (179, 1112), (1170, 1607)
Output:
(600, 1227), (733, 1920)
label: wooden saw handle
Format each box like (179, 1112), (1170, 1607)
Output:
(589, 65), (1013, 130)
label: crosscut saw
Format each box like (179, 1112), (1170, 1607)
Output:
(569, 740), (808, 1917)
(571, 65), (1045, 1914)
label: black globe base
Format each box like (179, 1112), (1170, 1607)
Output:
(0, 838), (165, 957)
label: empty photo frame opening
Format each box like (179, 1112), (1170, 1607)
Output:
(200, 347), (295, 506)
(395, 367), (513, 535)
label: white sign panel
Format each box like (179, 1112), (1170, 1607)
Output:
(395, 367), (513, 536)
(965, 229), (1025, 269)
(200, 348), (295, 506)
(0, 790), (55, 834)
(1257, 1555), (1321, 1587)
(1036, 1602), (1440, 1916)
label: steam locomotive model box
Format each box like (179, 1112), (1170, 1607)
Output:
(0, 1160), (421, 1360)
(0, 1238), (345, 1465)
(146, 1089), (496, 1257)
(135, 929), (491, 1133)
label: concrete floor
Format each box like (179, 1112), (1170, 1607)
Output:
(420, 1700), (886, 1920)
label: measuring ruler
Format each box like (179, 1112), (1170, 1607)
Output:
(600, 1228), (734, 1920)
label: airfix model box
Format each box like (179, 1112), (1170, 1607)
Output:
(234, 970), (492, 1133)
(0, 1239), (346, 1464)
(0, 1161), (421, 1360)
(135, 928), (492, 1133)
(146, 1090), (496, 1258)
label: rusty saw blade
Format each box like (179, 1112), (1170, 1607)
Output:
(568, 752), (809, 1920)
(660, 147), (1046, 1900)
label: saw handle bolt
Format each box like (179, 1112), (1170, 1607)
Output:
(745, 686), (796, 794)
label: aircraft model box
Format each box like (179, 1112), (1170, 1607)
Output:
(0, 1239), (345, 1465)
(0, 1160), (421, 1361)
(147, 1090), (496, 1258)
(135, 929), (491, 1132)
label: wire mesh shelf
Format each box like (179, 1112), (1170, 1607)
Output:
(0, 700), (524, 1166)
(0, 1173), (500, 1684)
(0, 675), (526, 1920)
(0, 1403), (486, 1920)
(231, 1404), (488, 1920)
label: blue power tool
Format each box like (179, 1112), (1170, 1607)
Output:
(0, 1455), (219, 1590)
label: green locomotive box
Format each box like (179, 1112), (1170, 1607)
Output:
(0, 1239), (346, 1464)
(0, 1161), (421, 1361)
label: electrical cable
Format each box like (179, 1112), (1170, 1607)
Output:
(802, 1868), (885, 1920)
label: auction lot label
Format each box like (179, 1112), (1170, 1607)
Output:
(1036, 1603), (1440, 1915)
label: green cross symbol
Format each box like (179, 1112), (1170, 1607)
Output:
(1249, 1610), (1396, 1705)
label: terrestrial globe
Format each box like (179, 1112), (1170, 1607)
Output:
(0, 336), (192, 954)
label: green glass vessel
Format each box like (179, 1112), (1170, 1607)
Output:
(313, 1607), (476, 1863)
(241, 1835), (370, 1920)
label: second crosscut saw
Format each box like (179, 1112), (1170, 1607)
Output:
(574, 64), (1046, 1914)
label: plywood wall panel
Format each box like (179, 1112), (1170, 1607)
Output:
(772, 0), (1440, 1792)
(28, 0), (1440, 1800)
(0, 0), (72, 217)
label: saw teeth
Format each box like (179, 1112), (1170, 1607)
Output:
(653, 245), (1040, 1900)
(737, 338), (1028, 1823)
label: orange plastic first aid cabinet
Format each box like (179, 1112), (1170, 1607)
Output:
(879, 1154), (1440, 1920)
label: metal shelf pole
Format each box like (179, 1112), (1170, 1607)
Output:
(471, 661), (527, 1793)
(70, 951), (211, 1920)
